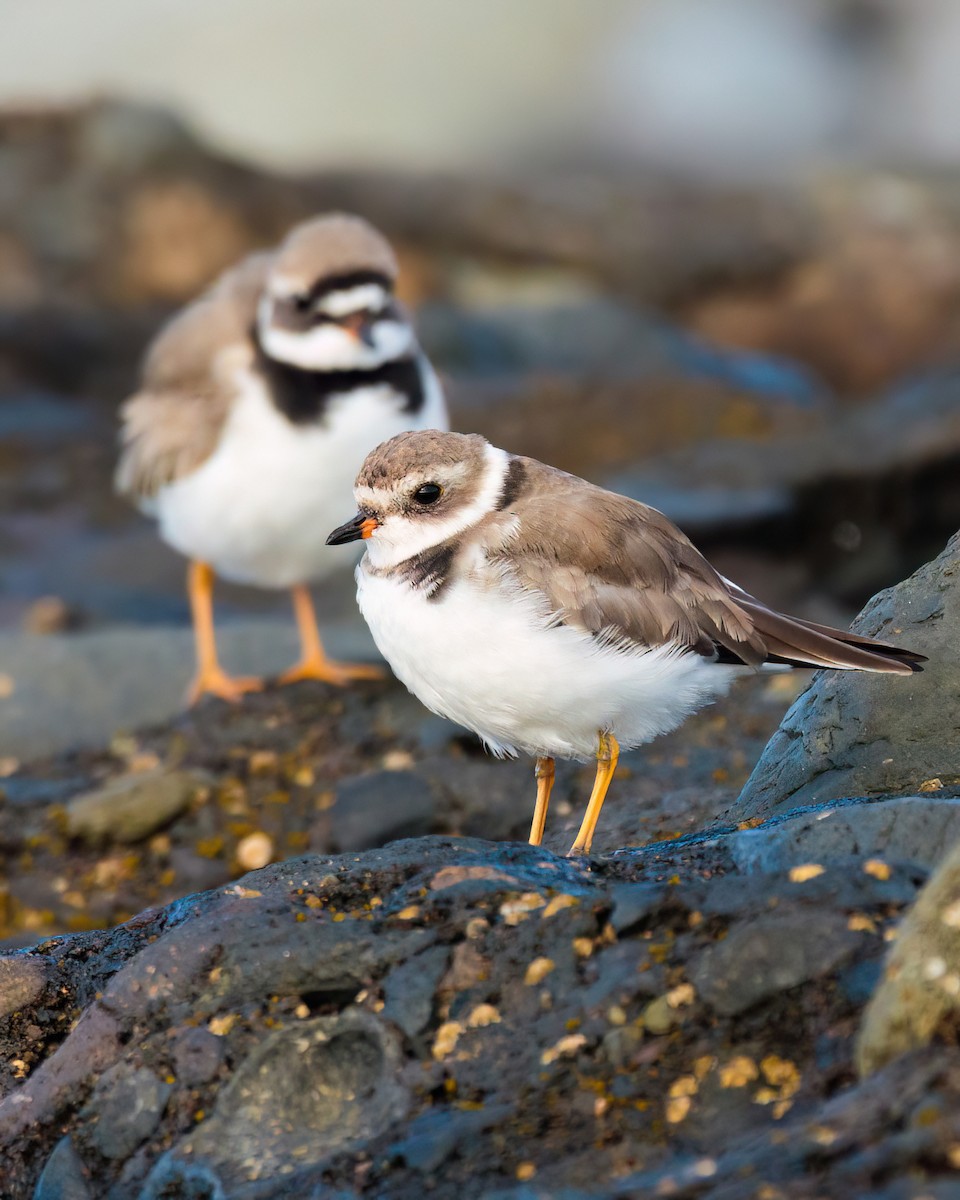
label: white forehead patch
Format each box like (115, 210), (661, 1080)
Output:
(362, 443), (511, 569)
(316, 284), (389, 317)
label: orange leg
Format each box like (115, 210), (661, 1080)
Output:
(186, 561), (263, 705)
(528, 757), (555, 846)
(568, 732), (619, 857)
(279, 584), (384, 686)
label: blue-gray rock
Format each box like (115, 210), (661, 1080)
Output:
(171, 1027), (226, 1087)
(735, 531), (960, 817)
(689, 907), (861, 1016)
(89, 1065), (172, 1161)
(725, 796), (960, 873)
(167, 1010), (407, 1190)
(381, 944), (450, 1038)
(0, 619), (379, 763)
(329, 770), (439, 852)
(32, 1136), (92, 1200)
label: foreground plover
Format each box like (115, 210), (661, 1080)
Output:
(117, 214), (448, 703)
(328, 430), (925, 855)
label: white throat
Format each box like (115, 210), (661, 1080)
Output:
(363, 444), (511, 570)
(257, 294), (414, 371)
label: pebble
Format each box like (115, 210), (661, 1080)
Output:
(0, 955), (47, 1020)
(65, 768), (205, 845)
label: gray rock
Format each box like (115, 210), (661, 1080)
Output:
(89, 1065), (172, 1160)
(726, 796), (960, 873)
(172, 1010), (407, 1189)
(171, 1027), (226, 1087)
(857, 838), (960, 1077)
(381, 944), (450, 1038)
(65, 767), (207, 845)
(388, 1104), (513, 1173)
(329, 770), (438, 852)
(735, 531), (960, 818)
(137, 1156), (225, 1200)
(0, 618), (380, 763)
(0, 954), (47, 1019)
(32, 1136), (92, 1200)
(689, 908), (861, 1016)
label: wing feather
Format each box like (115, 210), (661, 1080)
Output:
(116, 252), (270, 500)
(483, 458), (922, 675)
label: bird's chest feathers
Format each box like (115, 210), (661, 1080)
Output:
(222, 374), (408, 473)
(260, 355), (424, 425)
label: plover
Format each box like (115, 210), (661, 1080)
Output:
(327, 430), (925, 855)
(117, 214), (448, 703)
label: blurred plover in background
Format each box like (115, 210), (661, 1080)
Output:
(117, 213), (448, 703)
(328, 430), (925, 854)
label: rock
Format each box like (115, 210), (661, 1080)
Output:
(170, 1028), (225, 1088)
(32, 1136), (92, 1200)
(690, 908), (861, 1017)
(0, 956), (47, 1019)
(164, 1010), (407, 1190)
(87, 1065), (172, 1160)
(725, 796), (960, 874)
(0, 833), (950, 1197)
(381, 944), (450, 1039)
(65, 768), (206, 845)
(327, 770), (438, 852)
(387, 1104), (513, 1174)
(735, 531), (960, 819)
(857, 839), (960, 1077)
(0, 619), (380, 762)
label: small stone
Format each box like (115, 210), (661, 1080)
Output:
(22, 596), (75, 635)
(788, 863), (825, 883)
(32, 1135), (92, 1200)
(691, 909), (859, 1017)
(601, 1024), (643, 1067)
(329, 770), (437, 852)
(0, 955), (47, 1019)
(467, 1003), (500, 1028)
(89, 1065), (172, 1160)
(540, 1033), (586, 1065)
(433, 1021), (463, 1060)
(382, 945), (450, 1038)
(66, 768), (205, 845)
(172, 1027), (226, 1087)
(235, 832), (274, 871)
(642, 986), (695, 1035)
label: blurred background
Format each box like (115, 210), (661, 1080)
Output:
(2, 0), (960, 638)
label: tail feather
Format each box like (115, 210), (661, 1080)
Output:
(736, 597), (926, 676)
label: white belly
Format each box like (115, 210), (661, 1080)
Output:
(152, 366), (447, 588)
(356, 565), (745, 761)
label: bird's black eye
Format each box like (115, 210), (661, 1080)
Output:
(413, 483), (443, 505)
(293, 294), (311, 313)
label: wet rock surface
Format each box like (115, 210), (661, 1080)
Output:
(736, 531), (960, 818)
(1, 817), (959, 1199)
(0, 670), (956, 1198)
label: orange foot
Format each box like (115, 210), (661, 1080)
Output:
(278, 655), (385, 687)
(186, 667), (264, 707)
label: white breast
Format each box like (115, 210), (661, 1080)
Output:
(356, 560), (745, 762)
(152, 361), (447, 588)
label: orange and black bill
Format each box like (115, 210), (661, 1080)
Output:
(326, 513), (379, 545)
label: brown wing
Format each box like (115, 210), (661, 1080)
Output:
(115, 252), (271, 500)
(485, 458), (923, 675)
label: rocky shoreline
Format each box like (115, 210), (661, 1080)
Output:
(0, 532), (957, 1197)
